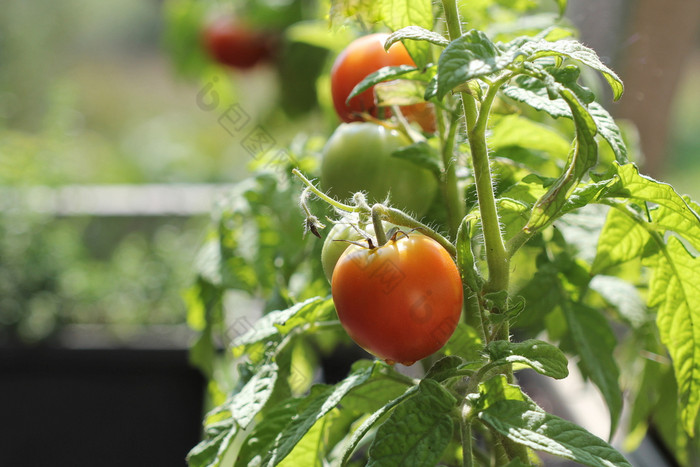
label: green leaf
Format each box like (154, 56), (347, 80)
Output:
(489, 114), (572, 161)
(341, 374), (409, 415)
(375, 79), (428, 106)
(235, 398), (303, 467)
(647, 364), (690, 465)
(391, 141), (442, 178)
(187, 427), (236, 467)
(232, 296), (333, 352)
(503, 459), (532, 467)
(329, 0), (384, 25)
(380, 0), (433, 68)
(264, 364), (377, 465)
(229, 361), (279, 429)
(648, 237), (700, 436)
(386, 26), (449, 49)
(472, 374), (529, 413)
(589, 102), (628, 164)
(486, 339), (569, 379)
(442, 322), (484, 362)
(514, 262), (562, 331)
(497, 197), (531, 241)
(525, 84), (598, 232)
(367, 379), (456, 466)
(346, 65), (421, 103)
(340, 384), (419, 465)
(604, 163), (700, 252)
(521, 39), (624, 101)
(547, 64), (595, 104)
(561, 301), (622, 438)
(479, 399), (632, 467)
(592, 206), (649, 274)
(502, 77), (571, 119)
(624, 330), (666, 451)
(424, 355), (467, 382)
(589, 275), (648, 328)
(559, 178), (615, 217)
(502, 77), (627, 163)
(437, 30), (523, 100)
(278, 412), (328, 467)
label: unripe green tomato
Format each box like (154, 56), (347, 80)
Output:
(321, 224), (363, 283)
(320, 122), (437, 216)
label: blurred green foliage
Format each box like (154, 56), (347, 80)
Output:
(0, 211), (207, 343)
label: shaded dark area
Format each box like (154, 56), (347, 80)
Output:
(0, 348), (205, 467)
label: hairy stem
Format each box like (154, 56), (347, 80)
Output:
(376, 204), (457, 257)
(441, 110), (465, 239)
(440, 0), (509, 294)
(461, 413), (474, 467)
(371, 204), (388, 246)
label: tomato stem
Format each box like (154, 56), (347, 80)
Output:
(371, 204), (388, 246)
(292, 168), (359, 213)
(375, 204), (457, 257)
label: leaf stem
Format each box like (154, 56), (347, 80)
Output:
(291, 168), (358, 212)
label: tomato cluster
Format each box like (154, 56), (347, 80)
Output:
(322, 33), (461, 365)
(331, 232), (463, 366)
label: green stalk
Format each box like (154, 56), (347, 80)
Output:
(292, 168), (359, 212)
(371, 204), (388, 246)
(460, 412), (474, 467)
(441, 109), (464, 239)
(375, 204), (457, 257)
(441, 2), (516, 465)
(467, 84), (510, 294)
(440, 0), (509, 294)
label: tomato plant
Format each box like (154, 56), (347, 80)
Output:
(183, 0), (700, 466)
(330, 33), (436, 132)
(332, 231), (463, 366)
(320, 122), (437, 215)
(202, 15), (274, 69)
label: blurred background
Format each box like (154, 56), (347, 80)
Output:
(1, 0), (697, 345)
(0, 0), (698, 465)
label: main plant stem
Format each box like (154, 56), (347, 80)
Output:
(441, 0), (519, 464)
(441, 0), (509, 295)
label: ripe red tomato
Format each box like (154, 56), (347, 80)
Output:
(202, 16), (273, 69)
(330, 33), (436, 132)
(331, 232), (463, 366)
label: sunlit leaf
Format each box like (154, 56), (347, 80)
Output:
(437, 30), (523, 100)
(486, 339), (569, 379)
(367, 379), (456, 466)
(648, 237), (700, 436)
(479, 399), (632, 467)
